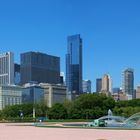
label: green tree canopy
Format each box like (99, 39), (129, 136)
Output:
(63, 94), (115, 119)
(47, 103), (67, 119)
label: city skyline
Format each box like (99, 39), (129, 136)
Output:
(0, 0), (140, 91)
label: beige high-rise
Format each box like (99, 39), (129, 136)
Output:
(101, 74), (112, 96)
(136, 86), (140, 99)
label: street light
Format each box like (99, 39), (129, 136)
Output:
(19, 110), (23, 120)
(33, 106), (35, 119)
(33, 90), (36, 121)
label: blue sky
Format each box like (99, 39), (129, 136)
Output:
(0, 0), (140, 91)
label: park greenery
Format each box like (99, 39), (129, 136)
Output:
(0, 93), (140, 121)
(113, 99), (140, 117)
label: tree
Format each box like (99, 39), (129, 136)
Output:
(2, 104), (33, 118)
(64, 94), (115, 119)
(34, 102), (48, 117)
(47, 103), (67, 119)
(113, 106), (140, 117)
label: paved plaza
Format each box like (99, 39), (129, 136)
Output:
(0, 123), (140, 140)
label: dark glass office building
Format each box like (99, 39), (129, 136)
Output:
(20, 52), (60, 85)
(66, 34), (82, 97)
(122, 68), (134, 95)
(96, 78), (102, 93)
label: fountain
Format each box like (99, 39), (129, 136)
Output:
(122, 112), (140, 128)
(87, 110), (140, 129)
(87, 109), (125, 127)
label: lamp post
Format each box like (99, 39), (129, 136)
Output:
(33, 90), (36, 120)
(33, 106), (35, 119)
(19, 110), (23, 120)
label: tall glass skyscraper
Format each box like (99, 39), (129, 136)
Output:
(66, 34), (82, 98)
(122, 68), (134, 96)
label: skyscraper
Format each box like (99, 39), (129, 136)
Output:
(66, 34), (82, 98)
(82, 80), (91, 93)
(0, 52), (14, 85)
(96, 78), (102, 93)
(101, 74), (112, 96)
(136, 86), (140, 99)
(122, 68), (134, 96)
(20, 51), (60, 85)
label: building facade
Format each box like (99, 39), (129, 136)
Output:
(14, 64), (20, 85)
(111, 88), (121, 101)
(96, 78), (102, 93)
(22, 83), (66, 107)
(101, 74), (112, 96)
(20, 52), (60, 85)
(122, 68), (134, 96)
(66, 34), (83, 98)
(60, 72), (65, 85)
(40, 83), (67, 107)
(22, 83), (44, 104)
(136, 86), (140, 99)
(0, 52), (14, 85)
(82, 80), (91, 93)
(0, 85), (22, 110)
(112, 88), (121, 94)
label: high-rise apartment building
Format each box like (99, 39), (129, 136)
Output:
(66, 34), (82, 98)
(101, 74), (112, 96)
(122, 68), (134, 96)
(0, 52), (14, 85)
(96, 78), (102, 93)
(82, 80), (91, 93)
(20, 52), (60, 85)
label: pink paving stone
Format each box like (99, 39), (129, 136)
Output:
(0, 123), (140, 140)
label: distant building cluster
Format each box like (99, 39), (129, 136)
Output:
(0, 34), (91, 110)
(96, 68), (140, 101)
